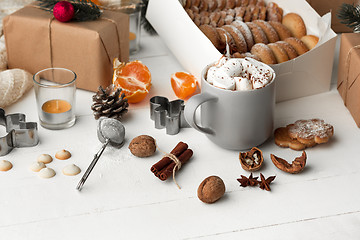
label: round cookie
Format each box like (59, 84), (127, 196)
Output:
(284, 37), (309, 55)
(186, 9), (195, 20)
(201, 15), (211, 25)
(207, 0), (218, 11)
(222, 25), (247, 53)
(253, 20), (279, 43)
(184, 0), (192, 8)
(225, 0), (236, 9)
(243, 5), (254, 22)
(37, 154), (53, 164)
(62, 164), (81, 176)
(301, 35), (319, 50)
(256, 0), (265, 7)
(246, 22), (268, 44)
(251, 43), (277, 64)
(248, 0), (257, 5)
(194, 14), (202, 26)
(199, 0), (209, 11)
(282, 13), (307, 39)
(39, 167), (56, 179)
(217, 0), (226, 10)
(209, 12), (221, 26)
(276, 41), (298, 59)
(224, 14), (234, 25)
(251, 6), (260, 21)
(55, 149), (71, 160)
(231, 20), (254, 51)
(216, 27), (237, 52)
(268, 43), (289, 63)
(199, 25), (221, 50)
(258, 6), (267, 20)
(30, 161), (46, 172)
(191, 0), (201, 8)
(240, 0), (249, 7)
(235, 6), (246, 18)
(287, 119), (334, 145)
(269, 21), (292, 40)
(0, 160), (12, 171)
(274, 127), (307, 151)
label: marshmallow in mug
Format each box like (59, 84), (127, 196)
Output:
(206, 57), (274, 91)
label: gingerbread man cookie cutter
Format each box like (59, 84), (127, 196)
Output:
(150, 96), (189, 135)
(0, 108), (39, 156)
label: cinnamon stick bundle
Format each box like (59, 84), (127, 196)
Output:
(150, 141), (193, 181)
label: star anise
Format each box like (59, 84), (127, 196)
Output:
(237, 173), (259, 187)
(258, 173), (276, 191)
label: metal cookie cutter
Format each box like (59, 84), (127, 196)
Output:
(0, 108), (39, 156)
(150, 96), (189, 135)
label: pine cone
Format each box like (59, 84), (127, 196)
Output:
(91, 84), (129, 121)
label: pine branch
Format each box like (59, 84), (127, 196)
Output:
(36, 0), (101, 22)
(141, 0), (157, 35)
(337, 3), (360, 31)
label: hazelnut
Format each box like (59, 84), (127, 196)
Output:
(129, 135), (156, 157)
(197, 176), (226, 204)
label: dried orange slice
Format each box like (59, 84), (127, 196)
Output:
(171, 72), (197, 100)
(112, 58), (151, 104)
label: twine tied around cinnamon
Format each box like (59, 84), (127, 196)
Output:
(156, 142), (182, 189)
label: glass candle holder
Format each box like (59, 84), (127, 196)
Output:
(101, 0), (144, 54)
(33, 68), (76, 130)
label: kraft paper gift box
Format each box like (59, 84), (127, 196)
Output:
(306, 0), (356, 33)
(337, 33), (360, 127)
(146, 0), (337, 102)
(3, 5), (129, 92)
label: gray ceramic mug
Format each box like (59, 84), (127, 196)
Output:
(184, 62), (276, 150)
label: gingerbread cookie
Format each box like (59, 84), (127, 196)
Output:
(268, 43), (289, 63)
(287, 119), (334, 145)
(274, 119), (334, 150)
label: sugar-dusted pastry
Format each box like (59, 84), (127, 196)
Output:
(0, 160), (12, 171)
(246, 22), (268, 44)
(253, 20), (279, 43)
(222, 25), (248, 53)
(216, 27), (237, 52)
(301, 35), (319, 50)
(231, 20), (254, 51)
(37, 153), (53, 164)
(62, 164), (81, 176)
(55, 149), (71, 160)
(268, 43), (289, 63)
(282, 13), (307, 39)
(275, 41), (298, 59)
(268, 21), (292, 40)
(232, 52), (261, 62)
(251, 43), (277, 64)
(199, 25), (221, 50)
(38, 167), (56, 178)
(284, 37), (309, 55)
(30, 161), (46, 172)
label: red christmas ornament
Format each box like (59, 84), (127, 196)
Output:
(53, 1), (75, 22)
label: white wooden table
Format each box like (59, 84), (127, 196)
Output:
(1, 33), (360, 240)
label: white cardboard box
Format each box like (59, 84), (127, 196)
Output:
(146, 0), (337, 102)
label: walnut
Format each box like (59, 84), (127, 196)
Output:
(129, 135), (156, 157)
(239, 147), (264, 171)
(270, 151), (307, 174)
(197, 176), (226, 204)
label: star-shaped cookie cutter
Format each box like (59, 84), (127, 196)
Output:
(150, 96), (189, 135)
(0, 108), (39, 156)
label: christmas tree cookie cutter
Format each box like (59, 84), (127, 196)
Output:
(150, 96), (189, 135)
(0, 108), (39, 156)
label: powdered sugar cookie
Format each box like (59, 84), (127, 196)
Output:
(55, 149), (71, 160)
(39, 168), (56, 178)
(276, 41), (298, 59)
(37, 154), (53, 164)
(30, 161), (46, 172)
(253, 20), (279, 43)
(62, 164), (81, 176)
(251, 43), (276, 64)
(287, 119), (334, 145)
(284, 37), (309, 55)
(0, 160), (12, 171)
(268, 43), (289, 63)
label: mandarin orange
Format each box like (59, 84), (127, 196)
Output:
(112, 58), (151, 103)
(171, 72), (197, 99)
